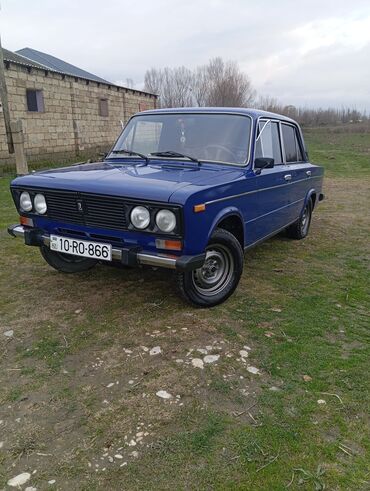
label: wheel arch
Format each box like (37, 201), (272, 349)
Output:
(208, 207), (245, 249)
(304, 188), (318, 211)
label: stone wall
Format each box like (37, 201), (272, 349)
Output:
(0, 62), (156, 165)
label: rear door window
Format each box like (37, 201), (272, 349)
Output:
(255, 120), (282, 164)
(282, 124), (304, 163)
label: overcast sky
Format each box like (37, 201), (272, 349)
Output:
(1, 0), (369, 110)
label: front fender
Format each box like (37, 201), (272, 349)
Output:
(207, 206), (244, 243)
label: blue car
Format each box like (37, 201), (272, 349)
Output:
(8, 108), (324, 307)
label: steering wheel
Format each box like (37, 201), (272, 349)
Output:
(204, 144), (237, 162)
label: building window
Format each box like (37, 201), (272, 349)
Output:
(99, 98), (109, 117)
(26, 89), (44, 112)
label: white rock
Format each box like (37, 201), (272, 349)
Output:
(191, 358), (204, 369)
(107, 383), (115, 388)
(120, 462), (128, 467)
(7, 473), (31, 487)
(140, 346), (149, 352)
(269, 386), (280, 391)
(48, 479), (56, 484)
(197, 348), (208, 354)
(25, 487), (37, 491)
(244, 345), (252, 351)
(204, 355), (220, 364)
(149, 346), (161, 356)
(175, 359), (183, 363)
(239, 350), (249, 358)
(156, 390), (172, 399)
(128, 380), (134, 385)
(0, 441), (3, 448)
(115, 454), (123, 459)
(74, 309), (82, 314)
(317, 399), (326, 405)
(3, 330), (14, 338)
(131, 451), (139, 458)
(128, 439), (137, 446)
(108, 456), (114, 462)
(247, 366), (260, 375)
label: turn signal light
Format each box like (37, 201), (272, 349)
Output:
(155, 239), (182, 251)
(194, 203), (206, 213)
(20, 216), (34, 227)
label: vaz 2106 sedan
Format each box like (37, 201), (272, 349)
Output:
(8, 108), (324, 307)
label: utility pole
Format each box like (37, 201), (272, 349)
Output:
(0, 33), (14, 153)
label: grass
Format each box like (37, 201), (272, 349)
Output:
(0, 127), (369, 490)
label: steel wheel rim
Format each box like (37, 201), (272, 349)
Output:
(301, 205), (310, 235)
(192, 244), (234, 296)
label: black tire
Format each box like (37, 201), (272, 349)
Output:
(177, 228), (244, 307)
(40, 246), (97, 273)
(286, 200), (312, 240)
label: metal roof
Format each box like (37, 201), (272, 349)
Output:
(2, 48), (49, 70)
(16, 47), (110, 84)
(2, 47), (157, 98)
(138, 107), (297, 123)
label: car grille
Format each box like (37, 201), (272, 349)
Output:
(44, 190), (128, 231)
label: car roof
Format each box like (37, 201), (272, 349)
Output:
(138, 107), (298, 124)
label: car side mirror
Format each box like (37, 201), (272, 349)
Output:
(254, 157), (274, 170)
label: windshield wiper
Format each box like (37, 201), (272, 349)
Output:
(111, 149), (149, 163)
(150, 150), (200, 164)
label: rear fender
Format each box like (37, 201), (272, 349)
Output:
(304, 188), (318, 211)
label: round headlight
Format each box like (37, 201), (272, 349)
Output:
(130, 206), (150, 229)
(34, 193), (47, 214)
(156, 209), (176, 233)
(20, 191), (32, 212)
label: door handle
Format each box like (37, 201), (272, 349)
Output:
(306, 170), (312, 177)
(284, 174), (292, 181)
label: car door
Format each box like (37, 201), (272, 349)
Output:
(280, 122), (311, 222)
(249, 119), (293, 243)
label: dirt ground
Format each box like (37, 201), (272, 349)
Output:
(0, 167), (369, 490)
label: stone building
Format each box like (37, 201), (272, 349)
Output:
(0, 48), (157, 166)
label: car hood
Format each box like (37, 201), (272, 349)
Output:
(11, 160), (245, 204)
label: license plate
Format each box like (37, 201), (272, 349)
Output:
(50, 235), (112, 261)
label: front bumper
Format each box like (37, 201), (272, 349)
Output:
(8, 224), (205, 272)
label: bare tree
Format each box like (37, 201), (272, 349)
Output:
(203, 57), (255, 107)
(144, 66), (193, 108)
(144, 59), (368, 127)
(144, 57), (255, 108)
(193, 65), (208, 106)
(144, 68), (163, 97)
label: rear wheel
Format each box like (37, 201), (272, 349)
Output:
(40, 246), (97, 273)
(177, 228), (243, 307)
(286, 200), (312, 239)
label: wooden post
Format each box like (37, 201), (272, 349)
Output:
(0, 35), (14, 153)
(10, 119), (28, 175)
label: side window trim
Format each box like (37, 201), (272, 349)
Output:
(278, 121), (286, 164)
(295, 128), (306, 162)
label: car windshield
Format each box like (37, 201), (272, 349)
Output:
(110, 113), (252, 165)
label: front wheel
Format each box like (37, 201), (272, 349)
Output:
(40, 246), (97, 273)
(177, 228), (244, 307)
